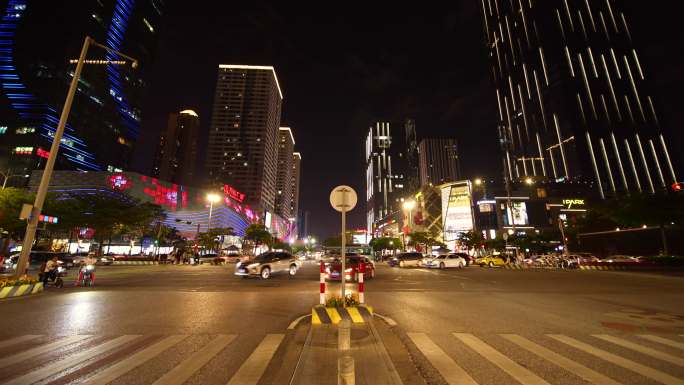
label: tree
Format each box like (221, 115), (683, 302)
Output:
(243, 224), (272, 255)
(602, 192), (684, 255)
(407, 231), (443, 251)
(0, 188), (34, 255)
(369, 237), (402, 254)
(458, 230), (485, 253)
(196, 227), (235, 252)
(271, 239), (292, 252)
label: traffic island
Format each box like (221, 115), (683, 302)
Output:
(311, 304), (374, 324)
(0, 281), (44, 299)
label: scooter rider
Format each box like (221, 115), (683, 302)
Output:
(43, 256), (59, 285)
(77, 253), (98, 285)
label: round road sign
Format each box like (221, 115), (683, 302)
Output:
(330, 185), (357, 212)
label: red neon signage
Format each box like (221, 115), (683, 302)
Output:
(223, 184), (246, 203)
(109, 174), (132, 190)
(36, 148), (50, 159)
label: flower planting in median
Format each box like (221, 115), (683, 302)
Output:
(0, 276), (38, 288)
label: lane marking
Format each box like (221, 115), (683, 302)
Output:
(287, 314), (310, 330)
(501, 334), (622, 385)
(87, 334), (188, 385)
(227, 334), (284, 385)
(0, 335), (43, 349)
(0, 334), (90, 368)
(3, 334), (139, 385)
(593, 334), (684, 367)
(453, 333), (551, 385)
(549, 334), (684, 385)
(638, 335), (684, 350)
(151, 334), (236, 385)
(374, 313), (398, 327)
(407, 332), (478, 385)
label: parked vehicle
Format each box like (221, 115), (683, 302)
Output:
(388, 252), (423, 268)
(325, 255), (375, 281)
(475, 255), (508, 267)
(425, 254), (467, 269)
(234, 252), (300, 279)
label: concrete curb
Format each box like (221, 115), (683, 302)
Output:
(112, 261), (158, 265)
(311, 305), (374, 324)
(0, 282), (43, 299)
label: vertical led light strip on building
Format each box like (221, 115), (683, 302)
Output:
(0, 0), (100, 170)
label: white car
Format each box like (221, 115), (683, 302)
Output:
(424, 254), (466, 269)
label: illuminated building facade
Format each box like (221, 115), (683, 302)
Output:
(365, 121), (407, 235)
(481, 0), (678, 198)
(274, 127), (294, 219)
(418, 138), (460, 187)
(290, 152), (301, 220)
(206, 65), (283, 213)
(151, 109), (199, 186)
(0, 0), (163, 178)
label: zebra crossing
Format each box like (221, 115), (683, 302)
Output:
(409, 332), (684, 385)
(0, 332), (286, 385)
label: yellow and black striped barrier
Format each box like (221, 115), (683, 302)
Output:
(112, 261), (158, 265)
(311, 304), (374, 324)
(0, 282), (43, 299)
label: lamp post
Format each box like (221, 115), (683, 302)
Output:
(206, 193), (221, 232)
(14, 36), (137, 278)
(402, 200), (416, 232)
(0, 170), (29, 190)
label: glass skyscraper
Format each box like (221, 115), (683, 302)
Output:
(481, 0), (678, 198)
(0, 0), (163, 178)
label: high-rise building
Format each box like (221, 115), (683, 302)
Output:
(274, 127), (294, 219)
(481, 1), (678, 198)
(0, 0), (163, 178)
(205, 65), (283, 212)
(365, 121), (406, 234)
(151, 110), (200, 186)
(291, 152), (302, 219)
(418, 138), (460, 186)
(404, 118), (420, 192)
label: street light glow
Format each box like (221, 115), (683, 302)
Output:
(206, 193), (221, 203)
(474, 178), (482, 186)
(524, 177), (534, 185)
(402, 200), (416, 210)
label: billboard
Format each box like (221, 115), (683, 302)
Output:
(441, 182), (474, 241)
(506, 201), (529, 226)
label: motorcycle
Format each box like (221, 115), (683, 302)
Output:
(77, 264), (96, 287)
(41, 266), (66, 288)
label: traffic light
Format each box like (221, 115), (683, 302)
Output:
(672, 182), (683, 192)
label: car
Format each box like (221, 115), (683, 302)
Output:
(98, 256), (114, 266)
(234, 251), (300, 279)
(453, 252), (473, 266)
(475, 255), (508, 267)
(425, 254), (467, 269)
(325, 255), (375, 281)
(388, 252), (423, 268)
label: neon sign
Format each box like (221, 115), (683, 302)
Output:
(36, 148), (50, 159)
(12, 146), (33, 155)
(223, 184), (246, 203)
(562, 199), (585, 209)
(109, 174), (132, 190)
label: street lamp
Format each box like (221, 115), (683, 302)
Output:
(15, 36), (137, 278)
(206, 193), (221, 232)
(403, 200), (416, 232)
(0, 169), (29, 190)
(524, 177), (534, 185)
(474, 178), (482, 186)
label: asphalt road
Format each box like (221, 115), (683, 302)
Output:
(0, 262), (682, 384)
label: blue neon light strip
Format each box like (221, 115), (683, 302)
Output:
(0, 0), (101, 171)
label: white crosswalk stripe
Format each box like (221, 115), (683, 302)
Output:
(593, 334), (684, 367)
(3, 334), (140, 385)
(407, 332), (478, 385)
(0, 334), (90, 368)
(152, 334), (236, 385)
(453, 333), (551, 385)
(638, 334), (684, 351)
(227, 334), (284, 385)
(86, 335), (189, 385)
(549, 334), (684, 385)
(0, 333), (286, 385)
(501, 334), (623, 385)
(407, 332), (684, 385)
(0, 335), (42, 349)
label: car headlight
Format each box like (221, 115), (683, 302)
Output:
(86, 264), (95, 271)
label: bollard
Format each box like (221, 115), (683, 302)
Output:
(358, 261), (365, 304)
(320, 261), (326, 305)
(338, 355), (355, 385)
(338, 318), (351, 351)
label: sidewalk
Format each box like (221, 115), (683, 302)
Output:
(291, 320), (404, 385)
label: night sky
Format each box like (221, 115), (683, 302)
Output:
(136, 2), (684, 238)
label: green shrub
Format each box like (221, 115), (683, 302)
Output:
(325, 294), (360, 307)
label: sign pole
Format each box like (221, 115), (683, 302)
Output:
(341, 205), (346, 303)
